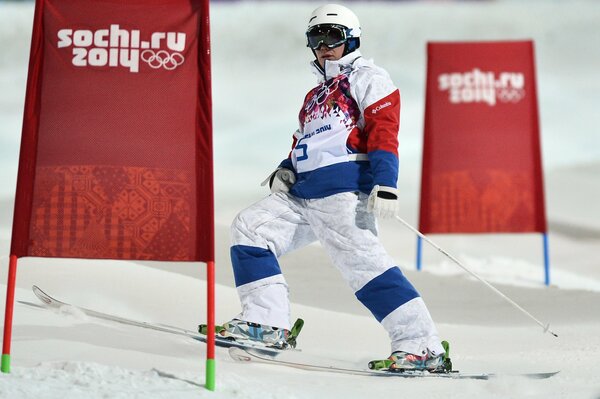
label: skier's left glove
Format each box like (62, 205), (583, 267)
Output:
(261, 168), (296, 194)
(367, 185), (399, 219)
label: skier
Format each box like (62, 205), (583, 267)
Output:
(220, 4), (445, 370)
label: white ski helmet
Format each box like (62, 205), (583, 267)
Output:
(306, 4), (361, 54)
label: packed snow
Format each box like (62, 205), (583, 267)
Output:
(1, 1), (600, 398)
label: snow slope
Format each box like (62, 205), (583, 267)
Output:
(2, 259), (599, 399)
(1, 1), (600, 398)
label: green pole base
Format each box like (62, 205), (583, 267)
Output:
(205, 358), (216, 391)
(1, 354), (11, 373)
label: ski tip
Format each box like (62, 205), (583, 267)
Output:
(32, 285), (46, 295)
(32, 285), (51, 304)
(526, 370), (561, 379)
(543, 323), (559, 338)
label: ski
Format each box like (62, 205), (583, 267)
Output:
(229, 347), (559, 380)
(230, 347), (484, 379)
(28, 285), (559, 380)
(28, 285), (286, 355)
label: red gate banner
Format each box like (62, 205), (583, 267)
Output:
(419, 41), (546, 234)
(11, 0), (213, 262)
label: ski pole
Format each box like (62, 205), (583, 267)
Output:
(395, 215), (558, 338)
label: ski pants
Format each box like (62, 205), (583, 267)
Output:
(230, 191), (444, 355)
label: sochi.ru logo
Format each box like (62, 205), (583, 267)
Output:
(437, 68), (525, 106)
(57, 24), (186, 73)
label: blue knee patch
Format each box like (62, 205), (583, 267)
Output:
(231, 245), (282, 287)
(355, 266), (420, 322)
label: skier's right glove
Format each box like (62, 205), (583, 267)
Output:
(261, 168), (296, 194)
(367, 185), (399, 219)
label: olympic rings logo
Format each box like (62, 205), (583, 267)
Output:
(496, 88), (526, 103)
(141, 50), (185, 71)
(305, 77), (341, 112)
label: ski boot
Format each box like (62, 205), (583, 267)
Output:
(199, 318), (304, 349)
(368, 340), (453, 373)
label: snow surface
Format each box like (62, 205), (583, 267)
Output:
(1, 1), (600, 398)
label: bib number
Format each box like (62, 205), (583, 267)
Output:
(295, 137), (308, 161)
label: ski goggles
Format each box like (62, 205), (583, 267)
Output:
(306, 24), (348, 50)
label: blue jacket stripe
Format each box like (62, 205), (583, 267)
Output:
(355, 266), (420, 322)
(289, 162), (373, 199)
(231, 245), (282, 287)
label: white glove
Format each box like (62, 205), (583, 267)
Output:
(260, 168), (296, 193)
(367, 185), (399, 219)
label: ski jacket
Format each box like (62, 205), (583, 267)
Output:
(280, 50), (400, 199)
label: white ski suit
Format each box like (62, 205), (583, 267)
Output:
(230, 51), (444, 356)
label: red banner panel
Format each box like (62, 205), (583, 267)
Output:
(11, 0), (213, 261)
(419, 41), (546, 234)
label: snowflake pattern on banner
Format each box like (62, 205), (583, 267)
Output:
(28, 165), (195, 260)
(428, 170), (537, 233)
